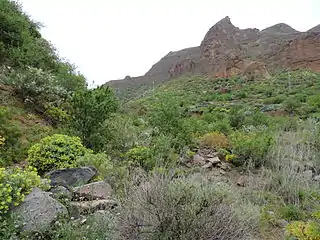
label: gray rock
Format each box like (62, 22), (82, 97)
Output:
(73, 181), (113, 200)
(219, 162), (232, 171)
(278, 219), (289, 228)
(206, 152), (218, 158)
(69, 200), (118, 218)
(202, 162), (213, 169)
(193, 154), (206, 166)
(313, 175), (320, 182)
(13, 188), (68, 232)
(207, 157), (221, 165)
(51, 186), (73, 200)
(45, 167), (97, 187)
(303, 170), (313, 180)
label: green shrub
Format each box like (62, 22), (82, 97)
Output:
(263, 95), (286, 104)
(0, 166), (44, 215)
(44, 105), (70, 125)
(286, 220), (320, 240)
(229, 107), (246, 129)
(230, 130), (274, 167)
(102, 114), (141, 157)
(76, 152), (113, 180)
(283, 97), (301, 114)
(28, 134), (91, 175)
(124, 146), (154, 171)
(280, 204), (305, 221)
(308, 95), (320, 110)
(69, 86), (118, 150)
(0, 107), (22, 165)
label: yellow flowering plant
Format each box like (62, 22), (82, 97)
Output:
(0, 166), (44, 215)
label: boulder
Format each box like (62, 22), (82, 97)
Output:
(13, 188), (68, 232)
(302, 170), (313, 180)
(45, 167), (97, 187)
(73, 181), (113, 201)
(69, 200), (118, 218)
(207, 157), (221, 165)
(202, 162), (213, 169)
(313, 175), (320, 182)
(193, 154), (206, 166)
(50, 186), (73, 201)
(218, 162), (232, 171)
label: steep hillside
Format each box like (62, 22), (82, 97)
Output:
(106, 16), (320, 101)
(131, 70), (320, 120)
(0, 0), (86, 165)
(309, 24), (320, 32)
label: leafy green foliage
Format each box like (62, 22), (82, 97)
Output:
(28, 134), (91, 175)
(69, 86), (118, 150)
(286, 220), (320, 240)
(0, 107), (22, 165)
(76, 152), (113, 180)
(0, 166), (44, 215)
(124, 146), (153, 171)
(230, 130), (274, 167)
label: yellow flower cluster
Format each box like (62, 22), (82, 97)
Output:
(286, 220), (320, 240)
(0, 136), (5, 147)
(0, 166), (42, 215)
(226, 154), (237, 162)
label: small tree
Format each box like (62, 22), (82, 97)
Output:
(69, 86), (118, 150)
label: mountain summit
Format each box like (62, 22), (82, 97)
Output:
(106, 17), (320, 95)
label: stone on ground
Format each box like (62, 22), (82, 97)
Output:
(13, 187), (68, 232)
(45, 167), (97, 187)
(73, 181), (113, 200)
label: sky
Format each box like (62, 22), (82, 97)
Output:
(20, 0), (319, 86)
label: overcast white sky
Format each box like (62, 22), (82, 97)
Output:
(20, 0), (319, 86)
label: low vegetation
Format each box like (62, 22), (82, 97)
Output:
(0, 1), (319, 239)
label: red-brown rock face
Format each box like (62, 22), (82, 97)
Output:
(200, 17), (320, 78)
(105, 17), (320, 96)
(269, 32), (320, 72)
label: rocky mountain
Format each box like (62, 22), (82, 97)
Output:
(105, 16), (320, 99)
(308, 24), (320, 33)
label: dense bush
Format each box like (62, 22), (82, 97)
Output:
(118, 174), (260, 240)
(2, 67), (65, 106)
(0, 166), (43, 215)
(230, 130), (274, 167)
(286, 220), (320, 240)
(28, 134), (91, 174)
(124, 146), (154, 171)
(76, 152), (113, 180)
(0, 107), (22, 165)
(69, 86), (118, 150)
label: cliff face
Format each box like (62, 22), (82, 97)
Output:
(199, 17), (319, 79)
(105, 17), (320, 97)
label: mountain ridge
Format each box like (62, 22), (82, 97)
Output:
(105, 17), (320, 100)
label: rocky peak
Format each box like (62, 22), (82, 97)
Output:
(201, 16), (239, 45)
(308, 24), (320, 33)
(261, 23), (299, 34)
(106, 17), (320, 97)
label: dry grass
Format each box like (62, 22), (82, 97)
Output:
(200, 132), (230, 150)
(118, 174), (260, 240)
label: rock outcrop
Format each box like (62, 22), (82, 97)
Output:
(105, 17), (320, 98)
(308, 24), (320, 33)
(45, 167), (98, 187)
(14, 188), (68, 232)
